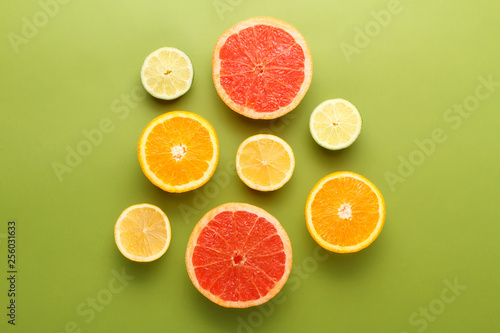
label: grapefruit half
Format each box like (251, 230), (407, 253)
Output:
(185, 203), (292, 308)
(213, 17), (313, 119)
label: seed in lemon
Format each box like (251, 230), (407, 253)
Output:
(310, 99), (362, 150)
(114, 204), (171, 262)
(236, 134), (295, 191)
(141, 47), (194, 100)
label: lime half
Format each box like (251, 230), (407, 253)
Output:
(309, 99), (362, 150)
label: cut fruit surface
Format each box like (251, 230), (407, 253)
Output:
(236, 134), (295, 191)
(141, 47), (194, 100)
(185, 203), (292, 308)
(310, 99), (362, 150)
(114, 204), (171, 262)
(305, 171), (385, 253)
(138, 111), (218, 193)
(213, 17), (313, 119)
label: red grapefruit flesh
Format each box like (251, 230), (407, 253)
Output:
(213, 17), (313, 119)
(185, 203), (292, 308)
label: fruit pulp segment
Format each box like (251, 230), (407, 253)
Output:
(118, 207), (168, 257)
(145, 117), (213, 186)
(311, 177), (380, 246)
(239, 139), (291, 186)
(219, 24), (305, 112)
(192, 210), (287, 302)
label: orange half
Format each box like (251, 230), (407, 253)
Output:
(305, 171), (385, 253)
(138, 111), (219, 193)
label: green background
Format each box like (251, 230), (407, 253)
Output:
(1, 0), (499, 332)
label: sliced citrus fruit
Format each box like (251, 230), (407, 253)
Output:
(141, 47), (194, 100)
(310, 99), (362, 150)
(236, 134), (295, 191)
(213, 17), (313, 119)
(305, 171), (385, 253)
(114, 203), (171, 262)
(186, 203), (292, 308)
(138, 111), (218, 193)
